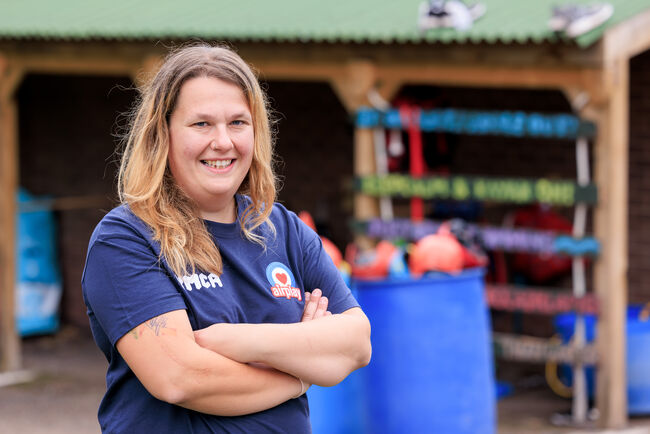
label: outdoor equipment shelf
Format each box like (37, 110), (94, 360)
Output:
(492, 332), (598, 365)
(356, 107), (596, 139)
(355, 174), (598, 206)
(354, 218), (601, 257)
(486, 284), (599, 315)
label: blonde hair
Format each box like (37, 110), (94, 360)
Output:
(118, 44), (277, 277)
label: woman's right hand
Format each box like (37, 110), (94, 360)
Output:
(301, 288), (332, 322)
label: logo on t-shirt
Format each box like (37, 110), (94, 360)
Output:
(265, 262), (302, 301)
(177, 272), (223, 291)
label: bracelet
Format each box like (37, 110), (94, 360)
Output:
(294, 377), (306, 399)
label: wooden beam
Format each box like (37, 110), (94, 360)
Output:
(254, 61), (347, 84)
(602, 7), (650, 61)
(329, 60), (377, 112)
(0, 41), (600, 100)
(374, 79), (403, 103)
(236, 40), (603, 73)
(254, 58), (603, 98)
(4, 52), (140, 77)
(132, 54), (163, 88)
(0, 39), (605, 90)
(0, 55), (24, 372)
(590, 53), (629, 428)
(375, 63), (604, 97)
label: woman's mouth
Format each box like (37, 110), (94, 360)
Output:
(201, 159), (233, 169)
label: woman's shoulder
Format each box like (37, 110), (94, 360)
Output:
(236, 195), (314, 240)
(266, 199), (300, 227)
(269, 201), (319, 241)
(89, 204), (153, 245)
(237, 194), (292, 223)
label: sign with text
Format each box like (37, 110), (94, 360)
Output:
(355, 175), (597, 206)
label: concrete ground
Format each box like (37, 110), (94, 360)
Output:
(1, 329), (650, 433)
(0, 328), (104, 434)
(499, 388), (650, 434)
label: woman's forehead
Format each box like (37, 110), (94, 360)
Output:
(174, 76), (251, 114)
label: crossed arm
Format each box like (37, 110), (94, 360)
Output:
(194, 289), (371, 387)
(115, 289), (371, 416)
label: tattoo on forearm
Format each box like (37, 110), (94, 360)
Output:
(146, 315), (168, 336)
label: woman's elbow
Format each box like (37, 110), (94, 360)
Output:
(141, 380), (185, 405)
(354, 314), (372, 368)
(355, 327), (372, 368)
(138, 365), (196, 405)
(324, 339), (371, 387)
(358, 337), (372, 368)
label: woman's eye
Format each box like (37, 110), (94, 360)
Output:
(231, 120), (245, 126)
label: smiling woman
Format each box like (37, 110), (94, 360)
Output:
(167, 76), (255, 223)
(81, 44), (371, 434)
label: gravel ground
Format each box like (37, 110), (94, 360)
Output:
(2, 328), (650, 434)
(0, 328), (104, 434)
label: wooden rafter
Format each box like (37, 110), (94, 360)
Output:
(1, 49), (140, 77)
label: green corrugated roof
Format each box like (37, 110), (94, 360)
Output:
(0, 0), (648, 47)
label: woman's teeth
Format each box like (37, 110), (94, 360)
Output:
(202, 159), (232, 169)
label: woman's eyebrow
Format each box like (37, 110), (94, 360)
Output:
(190, 112), (215, 120)
(230, 111), (252, 120)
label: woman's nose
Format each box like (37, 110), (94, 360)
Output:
(210, 125), (234, 151)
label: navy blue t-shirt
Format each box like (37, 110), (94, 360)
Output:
(81, 196), (359, 433)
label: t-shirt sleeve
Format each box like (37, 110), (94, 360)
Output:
(298, 221), (359, 315)
(82, 234), (187, 346)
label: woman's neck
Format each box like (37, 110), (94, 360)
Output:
(199, 196), (237, 224)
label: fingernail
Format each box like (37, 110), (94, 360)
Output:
(319, 296), (328, 305)
(313, 288), (322, 296)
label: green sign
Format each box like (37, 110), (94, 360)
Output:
(356, 175), (597, 206)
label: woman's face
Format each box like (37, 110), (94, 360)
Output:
(168, 76), (254, 221)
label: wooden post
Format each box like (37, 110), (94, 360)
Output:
(332, 61), (379, 248)
(0, 56), (24, 372)
(354, 127), (379, 222)
(591, 55), (629, 428)
(329, 61), (402, 248)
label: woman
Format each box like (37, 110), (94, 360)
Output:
(82, 44), (371, 433)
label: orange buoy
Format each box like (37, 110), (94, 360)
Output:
(409, 234), (464, 276)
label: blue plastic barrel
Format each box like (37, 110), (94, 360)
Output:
(308, 288), (366, 434)
(355, 268), (495, 434)
(627, 306), (650, 414)
(15, 189), (62, 336)
(308, 369), (365, 434)
(555, 306), (650, 414)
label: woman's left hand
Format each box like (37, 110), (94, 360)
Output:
(301, 288), (332, 322)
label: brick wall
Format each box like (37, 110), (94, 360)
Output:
(18, 74), (135, 329)
(265, 81), (353, 247)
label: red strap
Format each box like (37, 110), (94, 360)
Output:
(400, 105), (425, 221)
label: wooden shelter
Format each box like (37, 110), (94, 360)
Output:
(1, 0), (650, 428)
